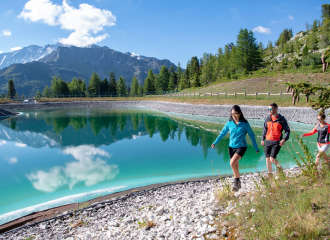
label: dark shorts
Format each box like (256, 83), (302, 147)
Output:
(229, 147), (247, 159)
(264, 140), (281, 159)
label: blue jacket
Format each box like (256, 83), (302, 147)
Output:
(213, 120), (259, 151)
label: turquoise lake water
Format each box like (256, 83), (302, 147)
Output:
(0, 106), (316, 225)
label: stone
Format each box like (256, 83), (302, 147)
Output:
(155, 206), (164, 216)
(108, 221), (119, 227)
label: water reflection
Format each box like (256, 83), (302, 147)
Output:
(27, 145), (118, 192)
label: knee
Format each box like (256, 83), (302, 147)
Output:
(270, 157), (277, 163)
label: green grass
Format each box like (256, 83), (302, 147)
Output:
(215, 134), (330, 239)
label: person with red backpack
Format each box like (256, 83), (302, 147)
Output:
(301, 113), (330, 165)
(261, 103), (290, 174)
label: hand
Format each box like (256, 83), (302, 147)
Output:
(211, 144), (215, 148)
(256, 151), (259, 153)
(261, 141), (265, 146)
(279, 139), (286, 146)
(300, 134), (304, 138)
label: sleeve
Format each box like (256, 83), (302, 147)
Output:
(247, 122), (259, 152)
(282, 118), (291, 141)
(213, 122), (230, 146)
(302, 126), (317, 137)
(261, 118), (268, 141)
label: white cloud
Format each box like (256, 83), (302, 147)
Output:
(0, 51), (2, 54)
(271, 21), (277, 24)
(11, 47), (23, 51)
(1, 29), (12, 36)
(9, 158), (17, 164)
(15, 142), (27, 148)
(0, 140), (6, 145)
(288, 15), (294, 20)
(27, 145), (118, 192)
(19, 0), (116, 47)
(252, 26), (272, 34)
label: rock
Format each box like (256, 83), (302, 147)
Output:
(155, 206), (164, 215)
(222, 228), (228, 237)
(108, 221), (119, 227)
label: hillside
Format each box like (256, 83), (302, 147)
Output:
(0, 45), (176, 96)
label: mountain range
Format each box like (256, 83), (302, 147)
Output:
(0, 44), (176, 96)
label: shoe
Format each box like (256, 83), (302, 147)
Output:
(232, 179), (241, 192)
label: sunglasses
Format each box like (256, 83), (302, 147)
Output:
(318, 119), (324, 121)
(268, 108), (273, 111)
(231, 113), (240, 117)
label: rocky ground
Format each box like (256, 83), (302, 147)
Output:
(0, 167), (301, 240)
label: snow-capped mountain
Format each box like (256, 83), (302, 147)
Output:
(0, 43), (63, 70)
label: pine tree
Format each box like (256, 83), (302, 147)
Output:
(192, 74), (200, 87)
(138, 84), (143, 95)
(312, 19), (318, 32)
(43, 85), (52, 98)
(108, 71), (117, 94)
(176, 62), (183, 89)
(321, 4), (330, 20)
(117, 76), (126, 95)
(131, 75), (139, 95)
(7, 79), (16, 98)
(51, 76), (61, 96)
(59, 78), (69, 95)
(68, 78), (80, 94)
(88, 71), (101, 95)
(100, 78), (109, 94)
(157, 65), (170, 92)
(21, 93), (25, 99)
(36, 90), (42, 99)
(168, 65), (177, 91)
(306, 21), (309, 31)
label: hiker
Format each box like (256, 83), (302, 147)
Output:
(211, 105), (259, 192)
(301, 113), (330, 165)
(261, 103), (290, 175)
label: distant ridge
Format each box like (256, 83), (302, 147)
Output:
(0, 44), (176, 95)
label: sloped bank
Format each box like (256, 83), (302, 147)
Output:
(0, 109), (18, 118)
(0, 100), (323, 124)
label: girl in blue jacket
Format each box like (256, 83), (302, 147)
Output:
(211, 105), (259, 192)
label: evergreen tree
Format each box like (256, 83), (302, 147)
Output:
(192, 74), (200, 87)
(168, 65), (178, 91)
(108, 71), (117, 94)
(36, 90), (42, 98)
(306, 21), (309, 31)
(184, 67), (190, 88)
(51, 76), (61, 96)
(259, 42), (264, 52)
(138, 84), (143, 95)
(302, 45), (309, 57)
(176, 62), (183, 89)
(117, 76), (126, 95)
(21, 93), (25, 99)
(59, 78), (69, 95)
(321, 4), (330, 20)
(312, 19), (318, 32)
(7, 79), (16, 98)
(68, 78), (80, 94)
(100, 78), (109, 94)
(43, 85), (52, 98)
(131, 75), (139, 95)
(157, 65), (170, 92)
(88, 71), (101, 95)
(143, 69), (156, 94)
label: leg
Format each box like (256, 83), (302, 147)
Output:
(315, 152), (322, 166)
(266, 157), (272, 173)
(230, 153), (242, 178)
(270, 157), (283, 171)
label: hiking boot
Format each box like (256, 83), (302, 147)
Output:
(232, 179), (241, 192)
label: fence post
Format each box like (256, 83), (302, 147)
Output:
(217, 93), (219, 98)
(234, 92), (236, 98)
(255, 92), (257, 99)
(244, 92), (246, 99)
(225, 92), (227, 99)
(267, 92), (270, 98)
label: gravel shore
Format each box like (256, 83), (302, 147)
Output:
(0, 168), (301, 240)
(0, 100), (324, 124)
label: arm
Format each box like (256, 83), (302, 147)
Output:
(261, 118), (268, 141)
(247, 122), (259, 152)
(282, 118), (290, 141)
(213, 122), (230, 146)
(302, 126), (317, 137)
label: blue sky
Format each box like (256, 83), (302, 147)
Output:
(0, 0), (325, 66)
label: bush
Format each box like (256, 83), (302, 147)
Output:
(301, 53), (322, 66)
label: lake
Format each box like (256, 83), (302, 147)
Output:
(0, 106), (316, 225)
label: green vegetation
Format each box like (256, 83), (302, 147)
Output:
(7, 79), (16, 99)
(216, 135), (330, 239)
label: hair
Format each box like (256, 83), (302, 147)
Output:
(229, 105), (247, 123)
(319, 113), (326, 120)
(269, 103), (278, 109)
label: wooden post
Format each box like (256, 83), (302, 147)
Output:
(255, 92), (257, 99)
(244, 92), (246, 98)
(217, 93), (219, 98)
(225, 92), (227, 99)
(234, 92), (236, 98)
